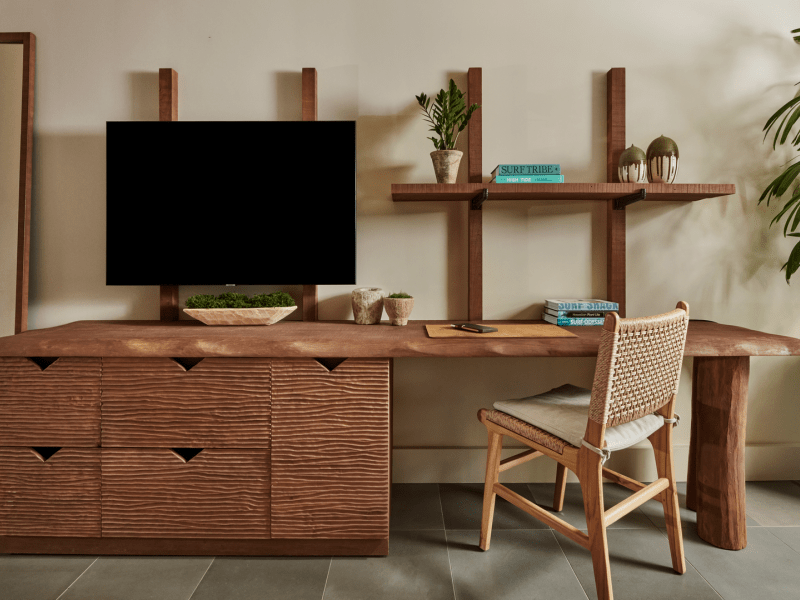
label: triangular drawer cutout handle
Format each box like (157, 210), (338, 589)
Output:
(170, 357), (205, 371)
(171, 448), (203, 463)
(27, 357), (59, 371)
(31, 447), (61, 461)
(314, 357), (348, 372)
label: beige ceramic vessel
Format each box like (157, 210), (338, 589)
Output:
(384, 297), (414, 326)
(351, 287), (385, 324)
(183, 306), (297, 326)
(430, 150), (463, 184)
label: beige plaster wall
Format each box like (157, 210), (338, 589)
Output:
(3, 0), (799, 481)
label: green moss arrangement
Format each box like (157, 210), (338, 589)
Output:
(387, 292), (412, 299)
(185, 291), (296, 309)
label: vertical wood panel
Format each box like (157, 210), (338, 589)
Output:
(0, 448), (100, 537)
(606, 68), (626, 316)
(467, 68), (483, 321)
(102, 448), (269, 539)
(101, 357), (271, 447)
(0, 357), (101, 446)
(302, 68), (319, 320)
(271, 358), (390, 539)
(158, 67), (179, 321)
(693, 356), (749, 550)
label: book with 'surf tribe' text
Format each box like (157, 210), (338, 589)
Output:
(491, 164), (560, 177)
(543, 307), (614, 319)
(544, 299), (619, 311)
(491, 174), (564, 183)
(542, 314), (606, 326)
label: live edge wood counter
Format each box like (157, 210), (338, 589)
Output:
(1, 319), (798, 556)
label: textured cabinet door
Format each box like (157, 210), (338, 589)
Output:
(101, 357), (271, 448)
(271, 358), (390, 539)
(102, 448), (269, 539)
(0, 447), (101, 536)
(0, 357), (101, 447)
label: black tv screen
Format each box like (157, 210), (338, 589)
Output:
(106, 120), (356, 285)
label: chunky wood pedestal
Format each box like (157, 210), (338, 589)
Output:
(686, 356), (750, 550)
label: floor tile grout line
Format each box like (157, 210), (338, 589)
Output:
(437, 484), (458, 600)
(651, 524), (726, 599)
(764, 527), (800, 556)
(320, 556), (333, 600)
(54, 556), (99, 600)
(549, 528), (591, 600)
(186, 556), (216, 600)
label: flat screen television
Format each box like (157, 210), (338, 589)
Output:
(106, 120), (356, 285)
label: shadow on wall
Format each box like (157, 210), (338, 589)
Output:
(274, 71), (301, 121)
(129, 72), (159, 121)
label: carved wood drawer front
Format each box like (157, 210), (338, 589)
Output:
(101, 357), (271, 448)
(102, 448), (269, 539)
(0, 357), (101, 447)
(271, 358), (391, 539)
(0, 447), (101, 537)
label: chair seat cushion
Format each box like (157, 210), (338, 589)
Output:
(493, 384), (665, 452)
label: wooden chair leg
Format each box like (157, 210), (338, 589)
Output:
(553, 461), (568, 511)
(577, 448), (613, 600)
(480, 429), (503, 551)
(649, 423), (686, 574)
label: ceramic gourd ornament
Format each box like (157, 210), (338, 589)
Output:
(646, 135), (679, 183)
(618, 144), (647, 183)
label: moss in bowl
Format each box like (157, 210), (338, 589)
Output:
(184, 291), (297, 325)
(384, 292), (414, 326)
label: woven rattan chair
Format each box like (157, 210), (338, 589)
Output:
(477, 302), (690, 600)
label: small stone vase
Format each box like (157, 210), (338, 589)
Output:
(384, 297), (414, 326)
(646, 135), (679, 184)
(351, 287), (385, 325)
(618, 144), (648, 183)
(430, 150), (463, 184)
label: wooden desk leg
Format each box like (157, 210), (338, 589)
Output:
(688, 356), (749, 550)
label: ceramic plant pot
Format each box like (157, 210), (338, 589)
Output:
(618, 144), (648, 183)
(646, 135), (679, 183)
(351, 287), (385, 325)
(383, 297), (414, 326)
(430, 150), (463, 184)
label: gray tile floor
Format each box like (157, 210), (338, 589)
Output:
(2, 481), (800, 600)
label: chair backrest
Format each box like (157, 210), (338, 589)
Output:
(588, 301), (689, 428)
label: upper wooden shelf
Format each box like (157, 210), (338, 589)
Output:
(392, 182), (736, 203)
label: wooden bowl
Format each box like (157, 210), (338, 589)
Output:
(183, 306), (297, 326)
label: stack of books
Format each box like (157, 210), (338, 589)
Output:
(490, 164), (563, 183)
(542, 298), (619, 326)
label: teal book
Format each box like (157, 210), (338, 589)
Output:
(491, 164), (561, 177)
(544, 299), (618, 311)
(544, 307), (613, 319)
(492, 175), (564, 183)
(542, 313), (605, 326)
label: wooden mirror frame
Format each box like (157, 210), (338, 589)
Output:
(0, 32), (35, 334)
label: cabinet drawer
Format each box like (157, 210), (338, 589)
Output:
(102, 357), (271, 447)
(102, 448), (269, 539)
(0, 447), (101, 537)
(271, 358), (390, 539)
(0, 357), (101, 447)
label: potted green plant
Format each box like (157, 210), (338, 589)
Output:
(760, 27), (800, 283)
(416, 79), (480, 183)
(383, 292), (414, 326)
(184, 291), (296, 325)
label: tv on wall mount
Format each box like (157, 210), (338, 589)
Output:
(106, 120), (356, 286)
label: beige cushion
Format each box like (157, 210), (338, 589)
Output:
(493, 384), (664, 452)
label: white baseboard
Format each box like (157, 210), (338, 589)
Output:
(392, 443), (800, 483)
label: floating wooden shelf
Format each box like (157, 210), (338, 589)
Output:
(391, 182), (736, 203)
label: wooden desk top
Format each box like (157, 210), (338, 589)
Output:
(0, 320), (798, 358)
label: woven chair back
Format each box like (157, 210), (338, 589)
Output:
(588, 306), (689, 427)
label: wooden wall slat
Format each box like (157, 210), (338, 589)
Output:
(102, 448), (269, 539)
(606, 68), (626, 316)
(302, 68), (319, 321)
(271, 358), (390, 539)
(0, 357), (101, 446)
(0, 448), (100, 537)
(101, 357), (271, 448)
(467, 68), (483, 321)
(158, 67), (179, 321)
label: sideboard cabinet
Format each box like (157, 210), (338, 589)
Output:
(0, 355), (391, 555)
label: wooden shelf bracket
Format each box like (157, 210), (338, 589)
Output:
(613, 189), (646, 211)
